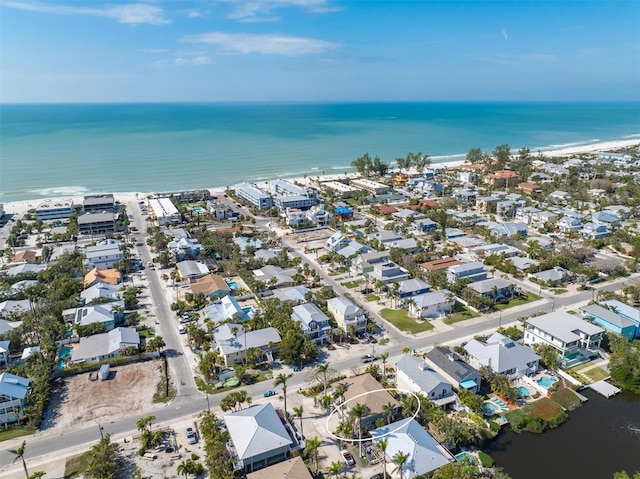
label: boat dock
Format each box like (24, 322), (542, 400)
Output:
(587, 379), (621, 399)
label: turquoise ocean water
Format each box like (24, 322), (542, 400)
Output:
(1, 102), (639, 202)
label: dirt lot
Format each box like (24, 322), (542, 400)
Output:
(44, 361), (164, 432)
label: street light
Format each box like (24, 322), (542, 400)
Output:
(205, 393), (211, 413)
(98, 423), (104, 439)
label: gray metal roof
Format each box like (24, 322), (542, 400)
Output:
(396, 355), (451, 395)
(464, 333), (539, 375)
(425, 347), (479, 382)
(580, 304), (636, 329)
(327, 296), (362, 317)
(467, 277), (513, 295)
(526, 311), (604, 343)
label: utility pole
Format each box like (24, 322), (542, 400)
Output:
(98, 423), (104, 439)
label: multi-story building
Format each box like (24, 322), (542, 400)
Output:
(83, 194), (116, 212)
(327, 296), (367, 334)
(0, 372), (30, 425)
(234, 182), (272, 209)
(349, 178), (390, 196)
(148, 197), (181, 225)
(291, 303), (331, 344)
(84, 240), (123, 269)
(78, 211), (118, 235)
(35, 199), (75, 220)
(446, 261), (487, 284)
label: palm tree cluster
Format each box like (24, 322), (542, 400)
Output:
(136, 415), (164, 453)
(200, 412), (235, 479)
(177, 453), (205, 477)
(219, 390), (252, 412)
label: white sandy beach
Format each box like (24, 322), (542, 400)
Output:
(2, 139), (638, 220)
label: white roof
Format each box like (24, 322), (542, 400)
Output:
(526, 312), (604, 343)
(327, 296), (362, 316)
(224, 403), (292, 461)
(71, 327), (139, 362)
(370, 418), (454, 478)
(204, 295), (245, 323)
(464, 333), (539, 374)
(218, 327), (282, 355)
(0, 372), (30, 400)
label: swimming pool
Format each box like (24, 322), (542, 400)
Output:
(483, 402), (500, 415)
(192, 206), (205, 214)
(455, 451), (475, 463)
(242, 306), (256, 318)
(537, 376), (558, 389)
(226, 281), (239, 290)
(57, 346), (73, 359)
(517, 386), (533, 397)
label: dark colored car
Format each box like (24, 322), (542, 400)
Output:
(263, 390), (277, 397)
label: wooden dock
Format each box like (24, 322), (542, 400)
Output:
(587, 379), (621, 399)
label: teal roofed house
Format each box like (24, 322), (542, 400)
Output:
(580, 304), (636, 341)
(598, 300), (640, 339)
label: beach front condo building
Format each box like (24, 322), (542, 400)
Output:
(35, 199), (75, 220)
(148, 197), (180, 226)
(235, 182), (272, 209)
(78, 211), (118, 235)
(321, 181), (357, 198)
(269, 180), (318, 203)
(83, 194), (116, 212)
(349, 178), (390, 196)
(275, 195), (314, 210)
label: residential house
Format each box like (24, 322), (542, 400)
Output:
(388, 237), (422, 254)
(449, 235), (484, 252)
(85, 240), (123, 269)
(370, 418), (455, 479)
(600, 300), (640, 339)
(444, 227), (466, 239)
(471, 243), (520, 260)
(83, 267), (122, 287)
(529, 266), (570, 285)
(207, 201), (233, 220)
(581, 304), (637, 341)
(246, 457), (312, 479)
(71, 327), (140, 363)
(518, 182), (542, 195)
(467, 278), (515, 302)
(253, 265), (296, 289)
(581, 223), (610, 240)
(224, 403), (294, 473)
(0, 320), (21, 337)
(0, 372), (30, 425)
(591, 211), (621, 228)
(326, 233), (350, 253)
(407, 290), (454, 319)
(464, 333), (539, 379)
(81, 282), (122, 304)
(9, 250), (38, 264)
(398, 279), (431, 299)
(190, 274), (231, 298)
(395, 355), (456, 407)
(291, 303), (331, 344)
(413, 218), (438, 232)
(549, 190), (572, 203)
(484, 170), (519, 188)
(5, 264), (47, 277)
(0, 300), (31, 319)
(558, 216), (583, 233)
(336, 241), (372, 261)
(0, 340), (9, 367)
(254, 249), (281, 262)
(369, 262), (410, 285)
(351, 251), (390, 276)
(167, 237), (202, 260)
(214, 323), (281, 366)
(234, 236), (263, 252)
(327, 296), (367, 335)
(343, 374), (400, 429)
(524, 311), (604, 360)
(273, 286), (310, 303)
(176, 260), (210, 283)
(507, 256), (539, 272)
(454, 189), (477, 203)
(204, 295), (248, 323)
(489, 222), (528, 238)
(420, 258), (462, 273)
(476, 196), (501, 214)
(446, 261), (487, 284)
(366, 229), (403, 245)
(514, 206), (541, 225)
(63, 300), (124, 331)
(424, 347), (481, 393)
(603, 205), (632, 219)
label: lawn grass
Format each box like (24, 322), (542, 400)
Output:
(494, 292), (541, 311)
(505, 397), (567, 433)
(583, 367), (609, 382)
(341, 280), (363, 289)
(0, 429), (34, 442)
(550, 388), (582, 411)
(478, 451), (494, 467)
(572, 361), (598, 372)
(380, 308), (434, 334)
(444, 309), (479, 325)
(528, 397), (565, 420)
(550, 288), (569, 295)
(364, 293), (380, 302)
(65, 450), (91, 478)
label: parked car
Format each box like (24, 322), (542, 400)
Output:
(186, 427), (197, 445)
(370, 474), (384, 479)
(340, 449), (355, 467)
(263, 390), (277, 397)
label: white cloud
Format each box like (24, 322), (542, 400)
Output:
(153, 55), (212, 67)
(2, 1), (171, 25)
(223, 0), (338, 22)
(181, 32), (339, 56)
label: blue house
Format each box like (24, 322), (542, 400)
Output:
(580, 304), (636, 341)
(600, 300), (640, 339)
(413, 218), (437, 232)
(398, 278), (431, 299)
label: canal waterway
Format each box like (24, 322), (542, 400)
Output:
(488, 389), (640, 478)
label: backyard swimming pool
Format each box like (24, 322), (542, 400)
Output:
(242, 306), (256, 318)
(537, 376), (558, 389)
(57, 346), (73, 359)
(226, 281), (239, 290)
(192, 206), (205, 214)
(517, 386), (534, 397)
(455, 451), (475, 463)
(483, 402), (501, 415)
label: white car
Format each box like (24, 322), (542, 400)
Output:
(340, 449), (355, 467)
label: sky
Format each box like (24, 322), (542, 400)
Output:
(1, 0), (639, 103)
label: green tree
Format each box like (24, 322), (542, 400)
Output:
(351, 153), (373, 176)
(9, 440), (29, 479)
(87, 435), (118, 479)
(274, 372), (293, 415)
(392, 450), (411, 479)
(293, 405), (304, 438)
(466, 147), (483, 164)
(304, 435), (322, 473)
(145, 335), (166, 354)
(348, 402), (369, 458)
(493, 144), (511, 166)
(376, 437), (389, 479)
(327, 461), (343, 479)
(431, 460), (477, 479)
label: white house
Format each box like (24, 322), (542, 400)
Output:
(0, 372), (30, 425)
(85, 240), (123, 269)
(408, 290), (455, 319)
(464, 332), (539, 379)
(71, 327), (140, 363)
(327, 296), (367, 335)
(395, 355), (456, 407)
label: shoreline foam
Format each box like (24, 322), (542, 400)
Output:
(2, 139), (638, 219)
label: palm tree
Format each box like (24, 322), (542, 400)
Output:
(333, 382), (348, 418)
(274, 372), (293, 415)
(316, 362), (330, 395)
(9, 440), (29, 479)
(382, 401), (396, 425)
(380, 352), (389, 381)
(327, 461), (343, 479)
(293, 405), (304, 438)
(304, 435), (322, 473)
(376, 438), (389, 479)
(392, 451), (411, 479)
(348, 402), (369, 458)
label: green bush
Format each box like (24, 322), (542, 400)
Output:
(488, 421), (501, 432)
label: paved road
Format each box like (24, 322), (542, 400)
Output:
(1, 273), (633, 469)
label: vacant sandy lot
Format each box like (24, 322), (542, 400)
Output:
(44, 360), (164, 432)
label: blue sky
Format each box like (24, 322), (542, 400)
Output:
(1, 0), (639, 102)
